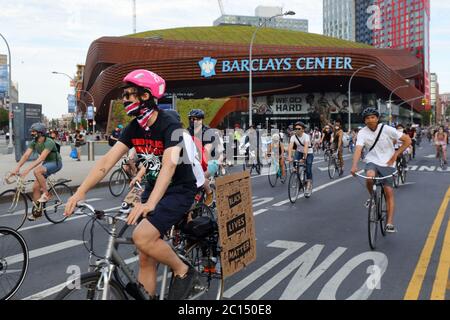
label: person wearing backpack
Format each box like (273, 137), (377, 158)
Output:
(351, 108), (411, 233)
(11, 122), (63, 221)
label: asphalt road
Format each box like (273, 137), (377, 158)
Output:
(4, 141), (450, 300)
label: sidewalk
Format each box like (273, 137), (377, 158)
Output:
(0, 145), (115, 194)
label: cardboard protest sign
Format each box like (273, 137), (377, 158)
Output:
(215, 171), (256, 278)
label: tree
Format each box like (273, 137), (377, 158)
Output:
(0, 108), (8, 127)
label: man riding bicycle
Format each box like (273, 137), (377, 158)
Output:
(64, 69), (199, 300)
(288, 122), (314, 198)
(12, 122), (63, 221)
(188, 108), (220, 206)
(351, 108), (411, 233)
(332, 120), (344, 176)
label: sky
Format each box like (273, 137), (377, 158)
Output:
(0, 0), (449, 119)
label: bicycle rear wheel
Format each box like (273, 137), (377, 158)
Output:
(0, 190), (28, 230)
(288, 173), (301, 204)
(109, 169), (127, 197)
(379, 189), (387, 237)
(54, 271), (126, 300)
(184, 241), (224, 300)
(44, 183), (72, 224)
(0, 227), (29, 300)
(328, 157), (337, 179)
(267, 161), (278, 187)
(368, 193), (378, 250)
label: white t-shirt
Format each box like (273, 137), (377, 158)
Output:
(290, 133), (313, 154)
(356, 124), (404, 167)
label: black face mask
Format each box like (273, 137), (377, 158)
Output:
(31, 133), (39, 142)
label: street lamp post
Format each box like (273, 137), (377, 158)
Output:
(387, 84), (409, 126)
(76, 89), (95, 133)
(0, 33), (14, 153)
(248, 10), (295, 128)
(348, 64), (375, 132)
(397, 95), (424, 124)
(52, 71), (80, 130)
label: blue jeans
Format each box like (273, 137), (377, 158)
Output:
(294, 151), (314, 180)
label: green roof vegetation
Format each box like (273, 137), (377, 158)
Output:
(177, 98), (229, 128)
(128, 25), (372, 49)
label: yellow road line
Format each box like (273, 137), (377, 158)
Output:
(404, 186), (450, 300)
(431, 218), (450, 299)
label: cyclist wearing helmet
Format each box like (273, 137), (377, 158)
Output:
(108, 124), (123, 147)
(188, 109), (220, 206)
(351, 107), (411, 233)
(64, 69), (198, 300)
(12, 122), (62, 220)
(288, 121), (314, 198)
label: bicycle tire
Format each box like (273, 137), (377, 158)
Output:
(109, 169), (127, 197)
(267, 161), (278, 188)
(44, 183), (72, 224)
(379, 188), (387, 237)
(0, 227), (29, 300)
(393, 169), (399, 188)
(288, 172), (301, 204)
(0, 189), (28, 230)
(401, 165), (407, 184)
(54, 271), (127, 300)
(368, 192), (378, 250)
(328, 157), (337, 179)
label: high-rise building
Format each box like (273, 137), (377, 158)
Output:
(325, 1), (431, 110)
(323, 0), (355, 41)
(214, 6), (308, 32)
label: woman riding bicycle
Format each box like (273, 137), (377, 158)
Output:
(11, 122), (63, 221)
(434, 126), (448, 165)
(266, 133), (286, 178)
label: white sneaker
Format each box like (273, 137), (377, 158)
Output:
(385, 224), (397, 233)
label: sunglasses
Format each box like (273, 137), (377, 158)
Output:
(189, 117), (202, 121)
(122, 91), (138, 99)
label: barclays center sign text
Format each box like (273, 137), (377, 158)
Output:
(199, 56), (353, 78)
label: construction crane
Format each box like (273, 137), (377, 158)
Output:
(132, 0), (136, 33)
(218, 0), (225, 15)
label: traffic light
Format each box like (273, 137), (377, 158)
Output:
(421, 98), (427, 106)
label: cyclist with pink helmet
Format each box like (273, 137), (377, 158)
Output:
(64, 69), (199, 300)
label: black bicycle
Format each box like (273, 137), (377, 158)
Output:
(355, 171), (397, 250)
(288, 160), (310, 203)
(108, 157), (141, 197)
(0, 227), (29, 300)
(393, 153), (407, 188)
(267, 155), (287, 187)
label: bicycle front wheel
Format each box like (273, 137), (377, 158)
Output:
(0, 189), (28, 230)
(109, 169), (127, 197)
(368, 194), (378, 250)
(54, 271), (126, 300)
(288, 173), (301, 204)
(44, 183), (72, 224)
(267, 161), (278, 187)
(379, 189), (387, 237)
(328, 158), (337, 179)
(0, 227), (29, 300)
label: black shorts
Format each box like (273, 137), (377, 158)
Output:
(144, 184), (196, 237)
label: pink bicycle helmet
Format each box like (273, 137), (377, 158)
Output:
(122, 69), (166, 99)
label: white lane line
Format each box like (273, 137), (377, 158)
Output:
(250, 154), (353, 179)
(19, 206), (122, 232)
(254, 209), (268, 216)
(6, 240), (84, 265)
(272, 172), (360, 207)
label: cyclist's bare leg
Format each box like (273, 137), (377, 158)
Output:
(365, 170), (376, 195)
(338, 149), (344, 170)
(32, 180), (41, 202)
(280, 157), (286, 176)
(133, 220), (189, 278)
(34, 166), (48, 197)
(137, 251), (158, 296)
(383, 185), (395, 225)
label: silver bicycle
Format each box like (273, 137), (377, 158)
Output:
(55, 202), (224, 300)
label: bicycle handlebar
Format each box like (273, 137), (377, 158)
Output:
(354, 171), (398, 180)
